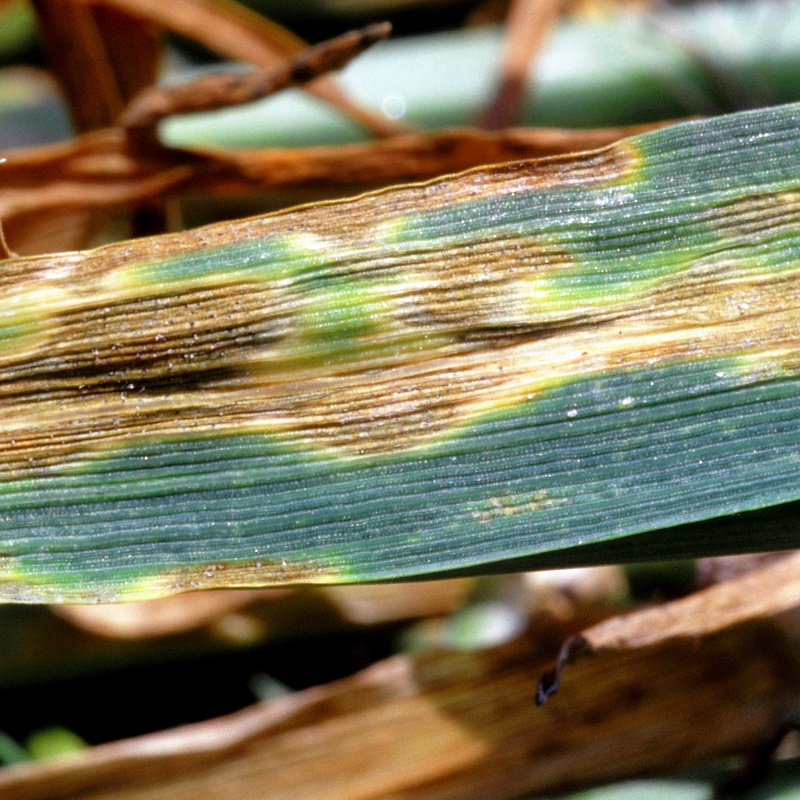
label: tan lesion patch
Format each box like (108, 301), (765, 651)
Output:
(470, 490), (554, 524)
(705, 191), (800, 243)
(394, 239), (581, 330)
(147, 558), (341, 599)
(0, 252), (800, 476)
(0, 556), (340, 603)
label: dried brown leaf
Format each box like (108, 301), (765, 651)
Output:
(2, 207), (113, 256)
(538, 550), (800, 703)
(32, 0), (160, 131)
(0, 611), (796, 799)
(0, 129), (193, 253)
(479, 0), (566, 129)
(696, 551), (795, 588)
(210, 121), (664, 187)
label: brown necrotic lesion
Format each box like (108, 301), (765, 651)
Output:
(2, 248), (799, 477)
(0, 134), (796, 476)
(705, 191), (800, 243)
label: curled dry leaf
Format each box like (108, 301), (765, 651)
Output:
(538, 549), (800, 703)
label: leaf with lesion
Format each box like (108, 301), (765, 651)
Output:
(2, 104), (800, 600)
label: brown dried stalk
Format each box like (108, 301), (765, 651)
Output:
(120, 23), (392, 128)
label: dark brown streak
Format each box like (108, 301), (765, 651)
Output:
(454, 316), (612, 344)
(0, 362), (246, 399)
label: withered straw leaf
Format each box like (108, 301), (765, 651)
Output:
(31, 0), (160, 131)
(2, 580), (800, 798)
(479, 0), (565, 129)
(120, 23), (392, 128)
(538, 550), (800, 704)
